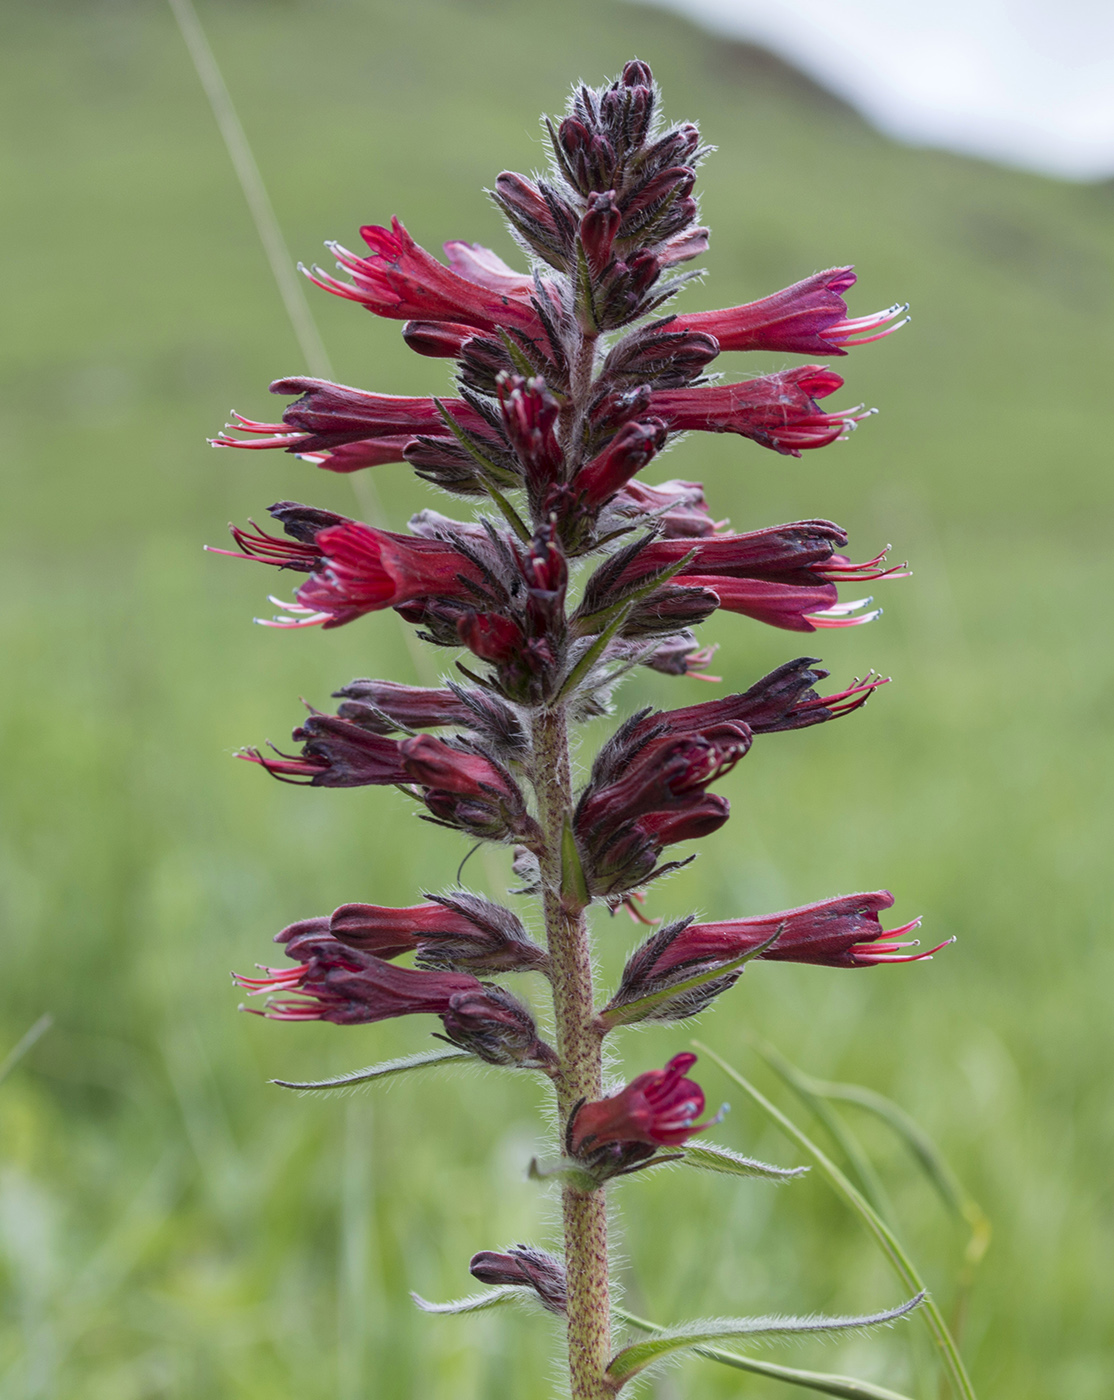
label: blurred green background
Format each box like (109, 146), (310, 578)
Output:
(2, 1), (1112, 1396)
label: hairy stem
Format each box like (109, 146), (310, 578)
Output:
(532, 705), (611, 1400)
(560, 331), (599, 475)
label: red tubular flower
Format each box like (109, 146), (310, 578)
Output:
(260, 521), (488, 630)
(569, 1053), (718, 1152)
(302, 218), (544, 336)
(648, 892), (951, 971)
(234, 940), (481, 1024)
(618, 522), (904, 633)
(211, 412), (416, 472)
(671, 268), (908, 357)
(649, 366), (873, 456)
(632, 657), (888, 739)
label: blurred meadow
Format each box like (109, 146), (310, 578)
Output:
(2, 0), (1113, 1396)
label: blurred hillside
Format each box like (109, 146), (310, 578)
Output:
(1, 1), (1112, 1397)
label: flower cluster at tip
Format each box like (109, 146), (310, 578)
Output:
(218, 58), (945, 1280)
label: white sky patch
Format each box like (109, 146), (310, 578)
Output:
(633, 0), (1114, 180)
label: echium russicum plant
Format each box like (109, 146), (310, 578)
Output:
(213, 62), (951, 1399)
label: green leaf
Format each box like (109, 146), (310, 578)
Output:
(0, 1014), (52, 1088)
(271, 1047), (472, 1091)
(680, 1141), (807, 1182)
(614, 1307), (919, 1400)
(560, 817), (590, 911)
(692, 1041), (979, 1400)
(411, 1287), (518, 1315)
(606, 1294), (924, 1387)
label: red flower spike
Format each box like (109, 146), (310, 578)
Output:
(647, 893), (951, 972)
(671, 268), (908, 357)
(649, 367), (873, 457)
(261, 521), (488, 631)
(302, 219), (543, 337)
(569, 1053), (719, 1152)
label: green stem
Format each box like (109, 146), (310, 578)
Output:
(532, 706), (610, 1400)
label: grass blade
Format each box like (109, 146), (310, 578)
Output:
(0, 1014), (52, 1088)
(693, 1041), (978, 1400)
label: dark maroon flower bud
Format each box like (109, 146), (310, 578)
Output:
(302, 219), (544, 337)
(580, 191), (622, 277)
(603, 915), (744, 1024)
(671, 268), (908, 357)
(496, 374), (562, 489)
(637, 633), (721, 681)
(644, 892), (949, 971)
(602, 323), (720, 389)
(590, 384), (653, 437)
(239, 716), (410, 787)
(620, 166), (696, 226)
(621, 59), (654, 88)
(256, 521), (489, 631)
(403, 435), (507, 498)
(607, 479), (726, 538)
(439, 984), (557, 1069)
(569, 1053), (718, 1154)
(331, 679), (474, 734)
(469, 1247), (567, 1314)
(491, 172), (579, 271)
(412, 891), (548, 973)
(650, 366), (870, 456)
(575, 419), (668, 508)
(234, 941), (481, 1025)
(620, 583), (721, 637)
(401, 320), (473, 358)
